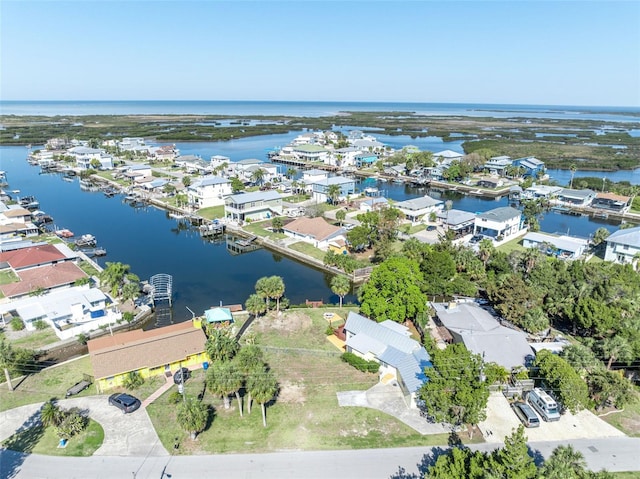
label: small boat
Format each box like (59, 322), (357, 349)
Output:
(75, 234), (97, 247)
(19, 196), (40, 210)
(55, 228), (74, 238)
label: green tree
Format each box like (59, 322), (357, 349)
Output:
(326, 184), (341, 204)
(181, 175), (192, 187)
(54, 408), (88, 440)
(251, 168), (265, 186)
(245, 293), (267, 317)
(176, 397), (208, 439)
(359, 256), (425, 323)
(255, 276), (272, 310)
(123, 371), (145, 389)
(600, 336), (633, 370)
(40, 400), (63, 428)
(419, 343), (489, 437)
(330, 275), (351, 308)
(478, 238), (495, 267)
(247, 369), (278, 427)
(592, 227), (610, 247)
(492, 425), (537, 479)
(99, 261), (131, 297)
(335, 209), (346, 226)
(540, 444), (587, 479)
(267, 276), (285, 313)
(230, 176), (244, 193)
(271, 216), (283, 233)
(0, 339), (15, 391)
(205, 328), (239, 362)
(206, 361), (243, 413)
(120, 281), (140, 303)
(534, 350), (589, 413)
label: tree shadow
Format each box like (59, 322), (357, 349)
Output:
(528, 445), (545, 467)
(203, 404), (216, 433)
(1, 404), (47, 478)
(416, 446), (451, 476)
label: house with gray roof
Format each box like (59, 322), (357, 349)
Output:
(522, 232), (589, 260)
(311, 176), (356, 204)
(436, 209), (476, 235)
(187, 176), (232, 209)
(224, 190), (282, 222)
(604, 226), (640, 268)
(474, 206), (523, 241)
(556, 188), (596, 207)
(343, 311), (432, 408)
(432, 302), (534, 370)
(394, 195), (443, 223)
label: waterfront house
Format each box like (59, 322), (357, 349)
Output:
(118, 137), (146, 151)
(302, 169), (329, 188)
(343, 311), (432, 409)
(433, 150), (464, 162)
(175, 155), (210, 174)
(474, 206), (523, 241)
(210, 155), (231, 171)
(76, 153), (114, 171)
(0, 262), (87, 299)
(328, 238), (348, 255)
(282, 216), (345, 250)
(513, 156), (545, 178)
(0, 243), (78, 272)
(231, 159), (279, 184)
(125, 164), (152, 182)
(436, 209), (476, 236)
(334, 147), (361, 167)
(88, 320), (208, 392)
(149, 145), (178, 162)
(522, 231), (589, 260)
(360, 197), (390, 212)
(522, 184), (563, 200)
(0, 285), (120, 339)
(604, 226), (640, 267)
(556, 188), (596, 207)
(187, 176), (232, 209)
(292, 144), (329, 163)
(394, 195), (443, 223)
(476, 177), (504, 189)
(349, 138), (386, 153)
(311, 176), (356, 204)
(224, 190), (283, 222)
(484, 156), (512, 176)
(355, 152), (378, 168)
(1, 205), (33, 224)
(591, 192), (631, 213)
(432, 302), (534, 370)
(46, 138), (70, 150)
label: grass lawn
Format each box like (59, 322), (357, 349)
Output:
(283, 194), (311, 203)
(10, 327), (58, 350)
(2, 419), (103, 456)
(0, 269), (19, 285)
(242, 221), (286, 240)
(496, 236), (526, 254)
(78, 260), (101, 276)
(148, 308), (478, 454)
(0, 355), (164, 412)
(288, 241), (326, 261)
(613, 473), (640, 478)
(197, 205), (225, 220)
(599, 395), (640, 437)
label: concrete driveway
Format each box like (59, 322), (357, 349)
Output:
(479, 392), (626, 443)
(0, 396), (167, 457)
(337, 383), (449, 435)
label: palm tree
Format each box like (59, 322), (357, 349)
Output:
(335, 209), (346, 226)
(40, 400), (62, 428)
(267, 276), (285, 313)
(601, 336), (633, 370)
(205, 329), (239, 362)
(251, 168), (265, 186)
(245, 293), (267, 317)
(569, 163), (577, 189)
(286, 168), (297, 179)
(477, 239), (495, 267)
(541, 445), (587, 479)
(0, 339), (15, 391)
(255, 277), (271, 310)
(206, 361), (243, 413)
(330, 275), (351, 308)
(248, 369), (278, 427)
(444, 200), (453, 229)
(521, 247), (540, 276)
(176, 397), (208, 440)
(99, 261), (131, 297)
(326, 184), (341, 205)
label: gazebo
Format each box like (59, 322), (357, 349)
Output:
(204, 307), (234, 324)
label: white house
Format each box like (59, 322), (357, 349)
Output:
(343, 311), (432, 409)
(522, 232), (589, 260)
(556, 188), (596, 207)
(224, 190), (283, 222)
(302, 169), (329, 190)
(311, 176), (356, 204)
(187, 176), (232, 209)
(394, 195), (443, 223)
(360, 197), (390, 212)
(292, 144), (330, 163)
(474, 206), (523, 241)
(604, 226), (640, 267)
(333, 146), (361, 167)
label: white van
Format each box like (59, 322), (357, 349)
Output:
(527, 388), (561, 422)
(512, 402), (540, 428)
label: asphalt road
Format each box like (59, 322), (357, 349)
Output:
(2, 437), (639, 479)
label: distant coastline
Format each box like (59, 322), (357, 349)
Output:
(1, 100), (639, 122)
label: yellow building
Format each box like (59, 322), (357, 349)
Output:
(88, 320), (208, 392)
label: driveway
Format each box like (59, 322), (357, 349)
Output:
(479, 392), (626, 443)
(337, 383), (449, 435)
(0, 396), (167, 457)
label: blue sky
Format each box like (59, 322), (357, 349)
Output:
(1, 1), (639, 106)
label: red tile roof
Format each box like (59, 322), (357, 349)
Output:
(0, 262), (87, 297)
(0, 244), (67, 269)
(283, 217), (341, 242)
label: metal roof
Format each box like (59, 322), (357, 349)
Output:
(606, 226), (640, 248)
(476, 206), (521, 222)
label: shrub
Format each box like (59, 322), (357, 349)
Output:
(34, 320), (48, 330)
(340, 352), (379, 373)
(168, 391), (184, 405)
(77, 333), (89, 345)
(123, 370), (145, 389)
(123, 312), (135, 323)
(10, 317), (24, 331)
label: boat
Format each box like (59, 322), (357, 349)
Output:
(19, 196), (40, 210)
(75, 234), (97, 247)
(55, 228), (74, 238)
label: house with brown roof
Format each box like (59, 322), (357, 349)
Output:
(282, 216), (345, 250)
(0, 243), (77, 271)
(591, 192), (631, 213)
(0, 262), (87, 298)
(88, 320), (208, 392)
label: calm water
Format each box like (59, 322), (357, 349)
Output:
(1, 100), (639, 122)
(0, 146), (355, 325)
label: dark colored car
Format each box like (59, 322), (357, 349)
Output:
(173, 367), (191, 385)
(109, 393), (141, 414)
(426, 225), (437, 231)
(469, 234), (484, 244)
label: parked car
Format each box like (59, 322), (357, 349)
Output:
(511, 401), (540, 428)
(109, 393), (141, 414)
(426, 225), (437, 231)
(173, 367), (191, 385)
(469, 234), (484, 244)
